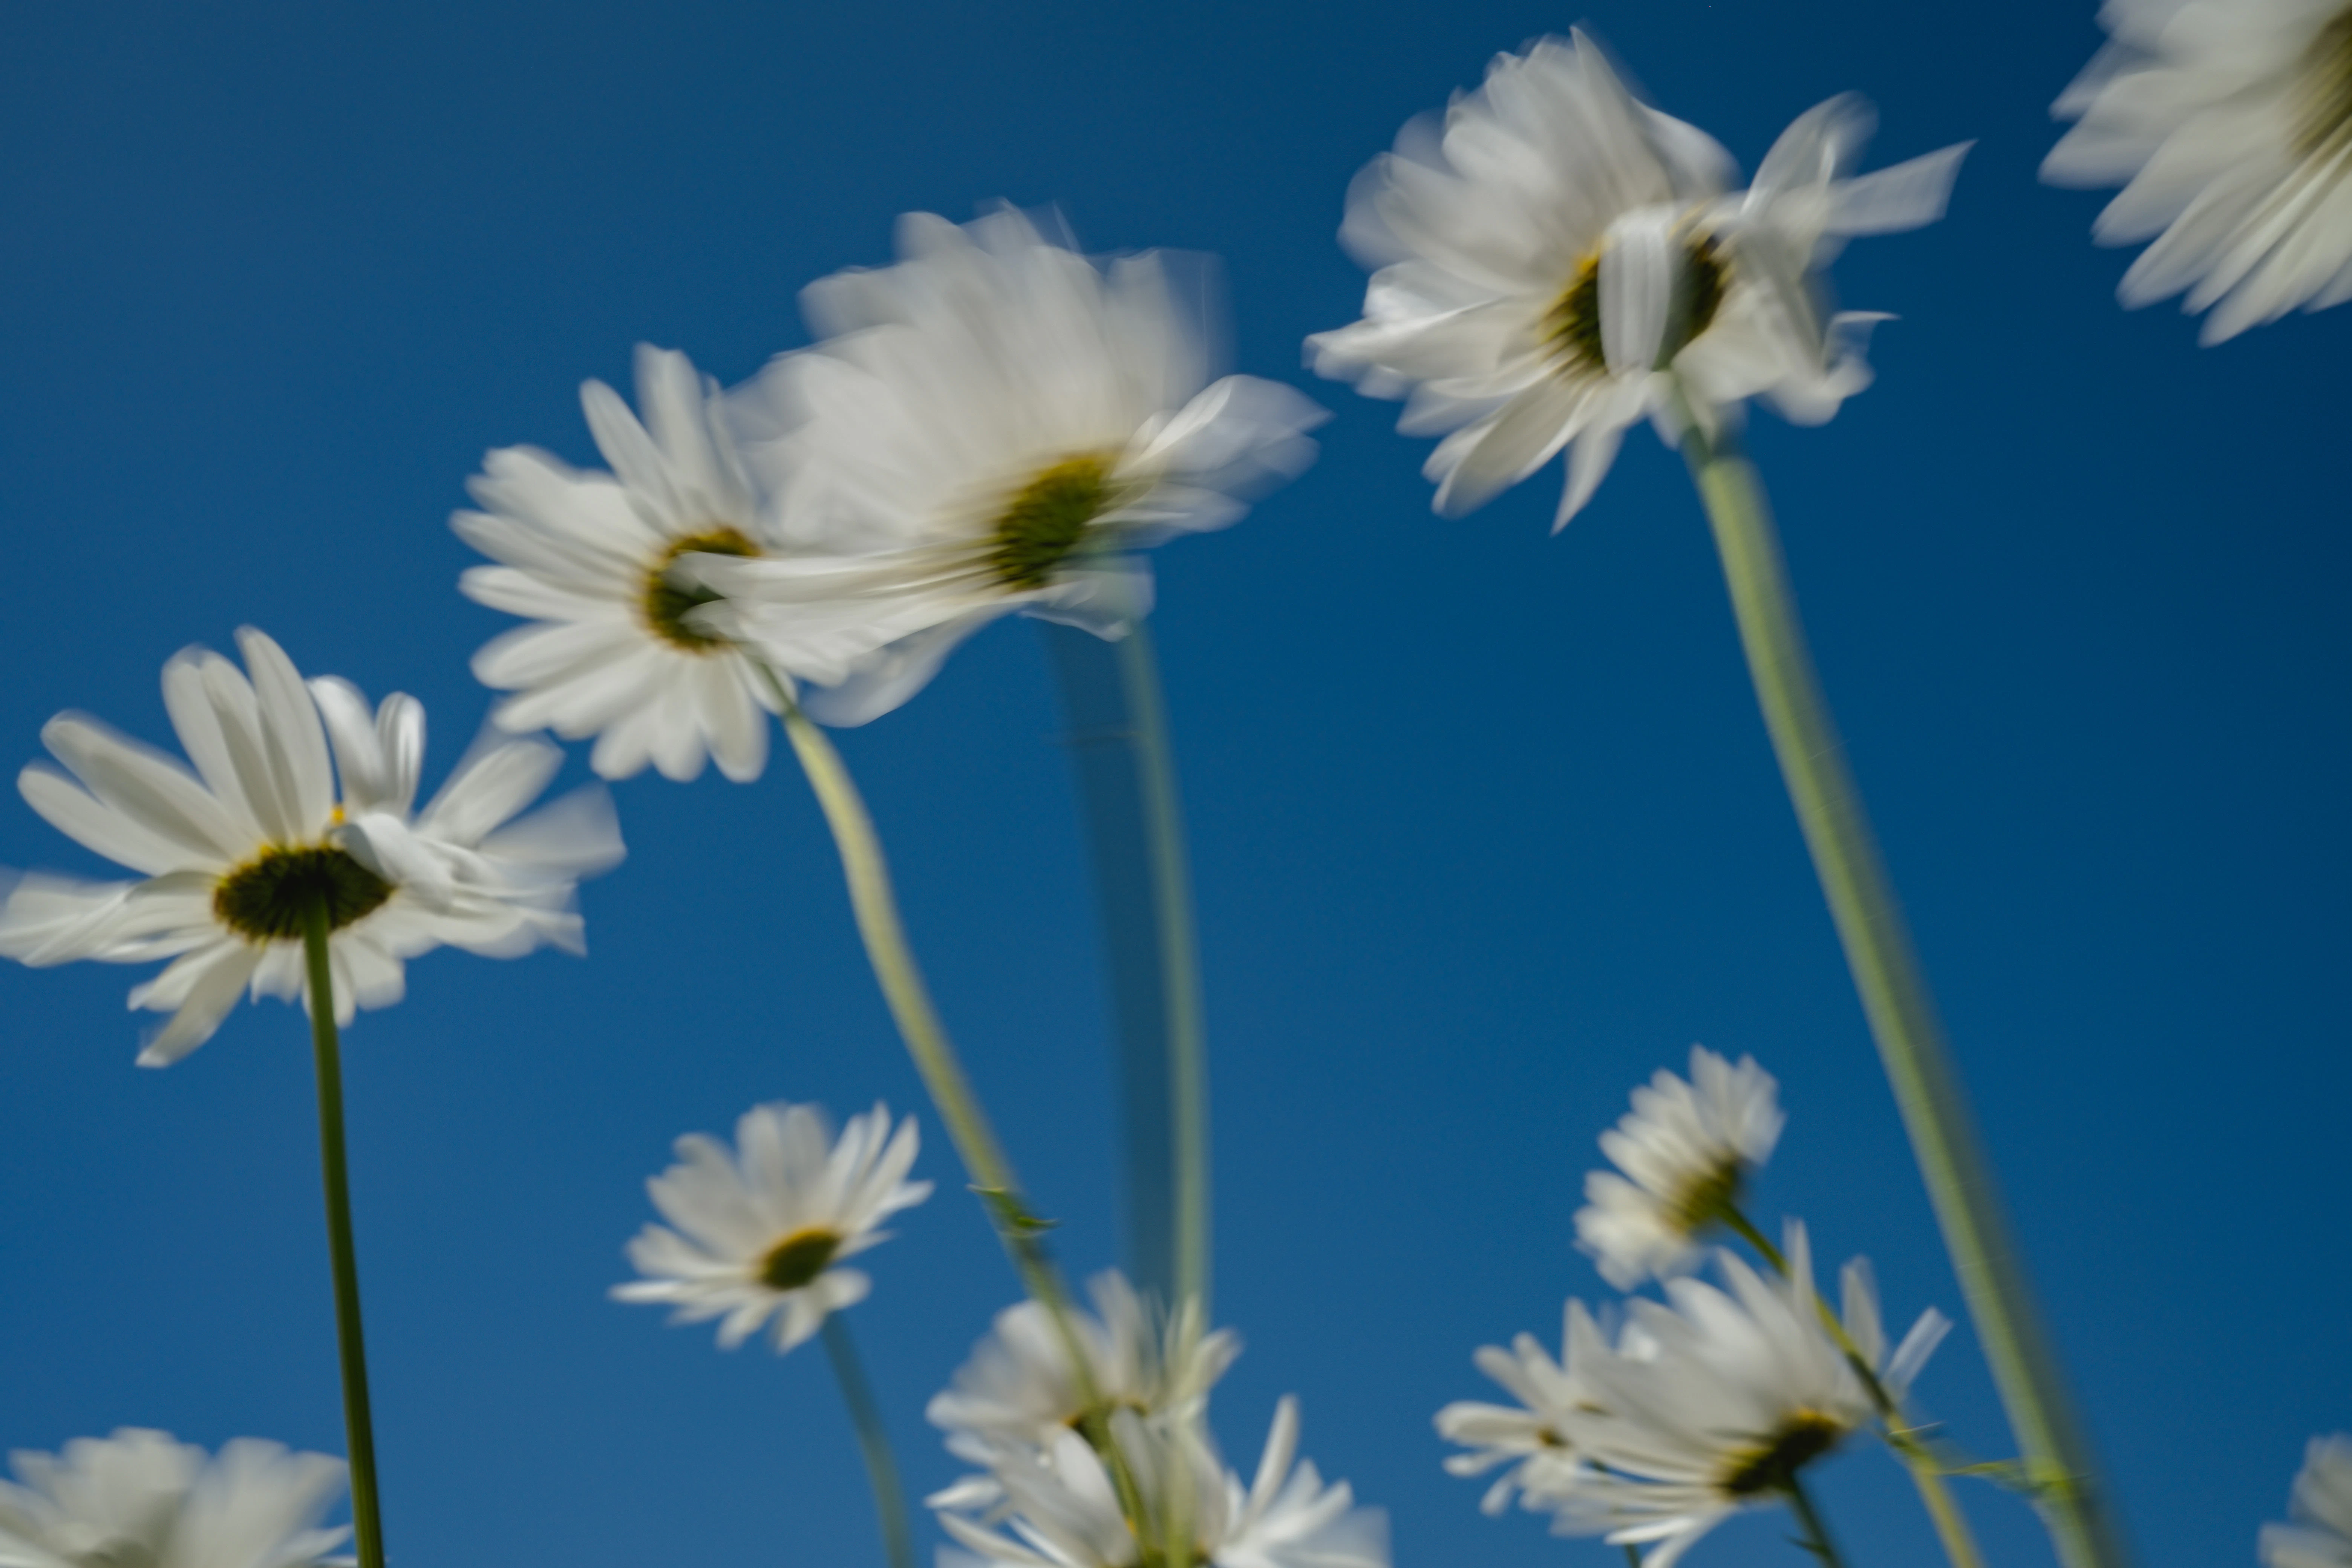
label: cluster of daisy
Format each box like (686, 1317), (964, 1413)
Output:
(1438, 1050), (1948, 1567)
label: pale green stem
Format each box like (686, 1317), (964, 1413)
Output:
(299, 914), (386, 1568)
(1113, 622), (1212, 1319)
(1786, 1474), (1854, 1568)
(1721, 1203), (1984, 1568)
(822, 1315), (917, 1568)
(758, 669), (1152, 1537)
(1674, 393), (2126, 1568)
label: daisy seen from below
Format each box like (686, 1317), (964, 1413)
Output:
(1306, 32), (1967, 525)
(934, 1397), (1388, 1568)
(1574, 1047), (1784, 1289)
(1522, 1224), (1948, 1568)
(927, 1270), (1239, 1510)
(455, 343), (783, 782)
(1434, 1298), (1599, 1517)
(2044, 0), (2352, 343)
(0, 628), (621, 1064)
(614, 1099), (931, 1354)
(0, 1429), (346, 1568)
(2264, 1434), (2352, 1568)
(689, 206), (1328, 726)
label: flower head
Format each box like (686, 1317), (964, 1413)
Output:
(0, 629), (622, 1064)
(935, 1398), (1388, 1568)
(456, 344), (783, 781)
(2044, 0), (2352, 342)
(2264, 1434), (2352, 1568)
(0, 1429), (346, 1568)
(1523, 1226), (1946, 1568)
(1308, 34), (1965, 526)
(1435, 1298), (1603, 1516)
(1574, 1047), (1784, 1289)
(692, 207), (1327, 725)
(612, 1100), (931, 1354)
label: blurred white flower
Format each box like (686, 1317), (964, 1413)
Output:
(1307, 33), (1966, 526)
(1525, 1226), (1946, 1568)
(691, 207), (1327, 726)
(0, 629), (620, 1064)
(928, 1271), (1238, 1511)
(2264, 1434), (2352, 1568)
(1435, 1299), (1600, 1516)
(613, 1100), (931, 1354)
(0, 1428), (346, 1568)
(455, 344), (782, 782)
(936, 1399), (1387, 1568)
(2044, 0), (2352, 343)
(1574, 1047), (1784, 1289)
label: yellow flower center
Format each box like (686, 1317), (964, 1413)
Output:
(642, 527), (762, 652)
(1669, 1157), (1745, 1239)
(989, 456), (1115, 589)
(212, 844), (394, 942)
(1718, 1410), (1847, 1496)
(758, 1226), (843, 1291)
(1543, 236), (1729, 374)
(2298, 6), (2352, 157)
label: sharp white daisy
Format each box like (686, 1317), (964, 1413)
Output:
(2265, 1434), (2352, 1568)
(1435, 1299), (1602, 1516)
(455, 344), (784, 782)
(0, 629), (623, 1064)
(927, 1270), (1239, 1505)
(1574, 1047), (1785, 1289)
(2045, 0), (2352, 342)
(613, 1100), (931, 1354)
(0, 1429), (346, 1568)
(1522, 1225), (1947, 1568)
(1306, 33), (1967, 526)
(689, 207), (1328, 726)
(935, 1398), (1388, 1568)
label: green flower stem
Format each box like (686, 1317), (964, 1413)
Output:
(1721, 1204), (1983, 1568)
(1113, 622), (1212, 1317)
(1675, 398), (2125, 1568)
(761, 671), (1155, 1543)
(1787, 1473), (1854, 1568)
(299, 913), (386, 1568)
(822, 1315), (917, 1568)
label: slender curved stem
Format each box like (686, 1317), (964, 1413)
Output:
(1786, 1474), (1853, 1568)
(1674, 395), (2125, 1568)
(758, 669), (1151, 1534)
(299, 914), (385, 1568)
(822, 1315), (917, 1568)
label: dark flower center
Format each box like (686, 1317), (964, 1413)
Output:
(1719, 1410), (1847, 1497)
(2299, 6), (2352, 157)
(213, 844), (394, 942)
(643, 527), (761, 652)
(1544, 236), (1728, 374)
(1671, 1158), (1745, 1238)
(989, 457), (1113, 589)
(758, 1227), (843, 1291)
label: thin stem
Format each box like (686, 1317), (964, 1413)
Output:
(1786, 1474), (1853, 1568)
(300, 914), (385, 1568)
(1675, 394), (2125, 1568)
(758, 668), (1150, 1531)
(822, 1315), (917, 1568)
(1113, 622), (1212, 1319)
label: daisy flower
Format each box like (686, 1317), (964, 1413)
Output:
(926, 1271), (1238, 1508)
(455, 344), (783, 782)
(612, 1100), (931, 1354)
(1522, 1225), (1947, 1568)
(0, 1429), (346, 1568)
(1435, 1299), (1603, 1516)
(0, 628), (622, 1064)
(1306, 34), (1966, 526)
(1574, 1047), (1784, 1289)
(689, 207), (1328, 726)
(935, 1398), (1388, 1568)
(2044, 0), (2352, 343)
(2264, 1434), (2352, 1568)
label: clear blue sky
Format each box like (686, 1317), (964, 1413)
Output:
(0, 4), (2343, 1568)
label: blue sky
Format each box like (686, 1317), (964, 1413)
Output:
(1, 4), (2345, 1568)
